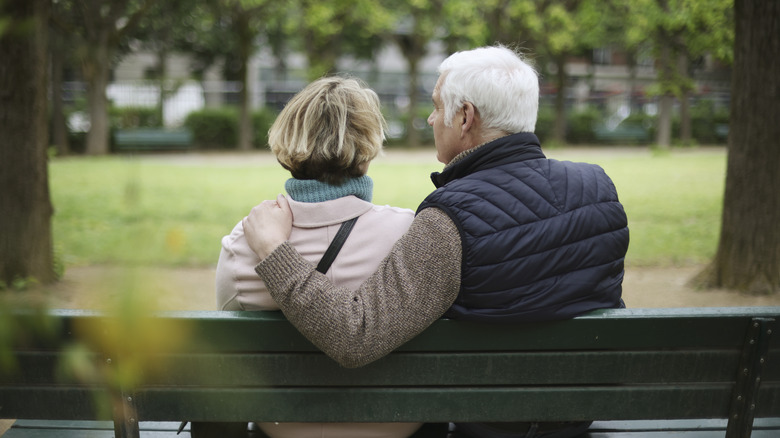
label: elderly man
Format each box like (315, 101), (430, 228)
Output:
(242, 46), (629, 436)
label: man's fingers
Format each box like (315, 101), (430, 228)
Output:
(277, 194), (291, 214)
(241, 195), (294, 260)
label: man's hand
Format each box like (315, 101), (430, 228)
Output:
(242, 194), (293, 260)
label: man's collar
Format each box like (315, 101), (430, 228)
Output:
(431, 132), (545, 188)
(444, 133), (514, 171)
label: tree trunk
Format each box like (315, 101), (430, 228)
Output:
(156, 49), (167, 127)
(655, 44), (673, 149)
(50, 39), (70, 155)
(406, 52), (421, 148)
(694, 0), (780, 294)
(679, 91), (691, 144)
(552, 55), (567, 144)
(237, 29), (253, 151)
(0, 0), (56, 285)
(678, 54), (692, 145)
(626, 49), (638, 112)
(83, 41), (112, 155)
(656, 94), (673, 148)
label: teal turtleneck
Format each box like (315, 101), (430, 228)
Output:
(284, 175), (373, 203)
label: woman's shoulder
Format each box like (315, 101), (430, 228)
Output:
(359, 203), (415, 230)
(367, 203), (415, 221)
(219, 219), (247, 251)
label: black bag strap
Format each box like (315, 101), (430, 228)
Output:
(316, 217), (359, 274)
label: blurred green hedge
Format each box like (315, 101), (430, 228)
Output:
(536, 99), (728, 146)
(183, 107), (278, 149)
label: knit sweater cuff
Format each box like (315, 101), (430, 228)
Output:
(254, 241), (314, 301)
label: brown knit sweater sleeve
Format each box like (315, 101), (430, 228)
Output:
(254, 207), (461, 368)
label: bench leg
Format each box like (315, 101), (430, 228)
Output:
(409, 423), (449, 437)
(190, 422), (251, 437)
(727, 317), (775, 438)
(113, 391), (139, 438)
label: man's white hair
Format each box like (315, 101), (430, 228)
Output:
(438, 45), (539, 133)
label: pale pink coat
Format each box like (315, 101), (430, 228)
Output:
(216, 195), (421, 438)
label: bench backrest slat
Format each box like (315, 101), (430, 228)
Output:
(2, 307), (779, 429)
(45, 308), (780, 351)
(168, 350), (742, 386)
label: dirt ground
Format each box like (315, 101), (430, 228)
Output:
(10, 263), (780, 312)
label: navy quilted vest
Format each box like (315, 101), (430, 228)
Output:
(418, 133), (629, 322)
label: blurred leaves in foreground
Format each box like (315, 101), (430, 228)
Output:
(2, 268), (194, 419)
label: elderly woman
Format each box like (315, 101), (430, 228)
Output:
(215, 76), (421, 438)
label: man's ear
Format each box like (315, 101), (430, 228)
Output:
(460, 102), (477, 137)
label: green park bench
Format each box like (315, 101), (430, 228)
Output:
(1, 307), (779, 437)
(113, 128), (194, 152)
(593, 122), (651, 144)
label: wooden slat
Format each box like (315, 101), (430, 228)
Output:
(7, 419), (780, 438)
(0, 387), (108, 421)
(126, 385), (737, 422)
(6, 349), (743, 387)
(404, 315), (754, 351)
(767, 349), (780, 379)
(757, 382), (780, 416)
(136, 350), (742, 387)
(26, 307), (779, 353)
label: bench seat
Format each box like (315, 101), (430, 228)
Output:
(4, 419), (780, 437)
(113, 129), (193, 152)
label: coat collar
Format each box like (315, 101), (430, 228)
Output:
(287, 195), (374, 228)
(430, 132), (545, 188)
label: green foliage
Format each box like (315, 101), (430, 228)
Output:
(110, 106), (162, 130)
(687, 99), (730, 144)
(0, 301), (58, 375)
(183, 107), (278, 149)
(487, 101), (725, 147)
(623, 112), (657, 143)
(440, 0), (491, 51)
(294, 0), (394, 79)
(534, 105), (556, 144)
(539, 2), (580, 54)
(664, 99), (731, 145)
(0, 16), (9, 38)
(386, 103), (434, 147)
(623, 0), (734, 98)
(252, 107), (278, 149)
(566, 107), (602, 144)
(184, 108), (238, 149)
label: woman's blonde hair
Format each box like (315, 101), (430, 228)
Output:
(269, 76), (386, 185)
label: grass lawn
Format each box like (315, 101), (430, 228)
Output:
(585, 149), (726, 267)
(49, 146), (726, 270)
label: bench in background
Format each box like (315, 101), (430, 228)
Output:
(113, 129), (193, 152)
(1, 307), (779, 437)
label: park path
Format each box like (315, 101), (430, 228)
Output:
(24, 263), (780, 313)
